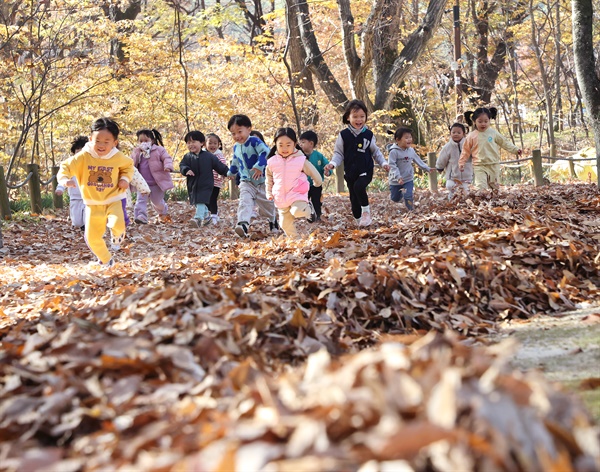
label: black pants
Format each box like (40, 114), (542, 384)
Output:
(308, 184), (322, 218)
(208, 186), (220, 215)
(345, 170), (373, 219)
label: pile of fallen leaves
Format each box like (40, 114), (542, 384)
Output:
(0, 183), (599, 470)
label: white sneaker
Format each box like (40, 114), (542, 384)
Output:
(211, 214), (219, 224)
(358, 211), (372, 227)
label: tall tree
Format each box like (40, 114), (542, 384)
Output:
(571, 0), (600, 185)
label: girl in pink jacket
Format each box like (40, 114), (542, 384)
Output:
(266, 128), (323, 239)
(131, 129), (174, 224)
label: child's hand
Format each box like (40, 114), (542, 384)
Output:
(324, 163), (334, 176)
(164, 167), (173, 172)
(382, 164), (390, 172)
(118, 179), (129, 189)
(186, 170), (195, 176)
(251, 168), (263, 180)
(428, 168), (436, 174)
(398, 178), (404, 185)
(55, 189), (63, 196)
(65, 180), (76, 188)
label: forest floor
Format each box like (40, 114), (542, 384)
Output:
(0, 183), (599, 470)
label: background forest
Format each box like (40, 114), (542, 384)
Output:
(0, 0), (599, 184)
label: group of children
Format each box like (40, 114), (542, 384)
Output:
(57, 102), (521, 266)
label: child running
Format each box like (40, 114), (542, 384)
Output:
(227, 114), (278, 238)
(205, 133), (228, 224)
(180, 131), (229, 227)
(131, 129), (174, 224)
(57, 118), (134, 267)
(323, 100), (389, 227)
(55, 136), (89, 230)
(458, 107), (522, 190)
(388, 127), (435, 211)
(299, 130), (329, 222)
(266, 128), (322, 238)
(436, 123), (473, 198)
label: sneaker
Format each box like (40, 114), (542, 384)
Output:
(201, 214), (212, 226)
(190, 218), (202, 228)
(307, 202), (316, 223)
(111, 234), (124, 251)
(235, 221), (249, 238)
(358, 211), (372, 227)
(90, 258), (114, 268)
(211, 214), (220, 224)
(269, 220), (281, 234)
(134, 218), (148, 225)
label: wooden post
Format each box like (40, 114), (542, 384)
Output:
(27, 164), (43, 214)
(336, 163), (345, 193)
(0, 166), (11, 220)
(229, 179), (239, 200)
(532, 149), (545, 187)
(51, 166), (63, 209)
(428, 152), (438, 193)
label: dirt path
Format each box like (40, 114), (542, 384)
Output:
(498, 306), (600, 421)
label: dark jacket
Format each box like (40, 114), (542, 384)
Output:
(180, 151), (229, 205)
(340, 128), (374, 180)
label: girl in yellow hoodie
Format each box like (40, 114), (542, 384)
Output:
(458, 107), (522, 190)
(58, 118), (134, 267)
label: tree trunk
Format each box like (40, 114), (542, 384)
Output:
(553, 0), (564, 132)
(373, 0), (446, 111)
(102, 0), (142, 63)
(285, 0), (318, 127)
(530, 0), (555, 147)
(572, 0), (600, 185)
(296, 0), (348, 113)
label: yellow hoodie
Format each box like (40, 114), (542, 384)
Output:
(58, 144), (134, 206)
(458, 127), (519, 167)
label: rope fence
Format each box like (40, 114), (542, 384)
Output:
(5, 172), (33, 190)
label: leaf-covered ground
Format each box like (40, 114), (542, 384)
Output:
(1, 184), (599, 470)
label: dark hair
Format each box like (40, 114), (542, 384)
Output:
(70, 136), (89, 155)
(227, 114), (252, 130)
(250, 130), (265, 142)
(91, 117), (119, 139)
(206, 133), (223, 150)
(464, 107), (498, 127)
(299, 130), (318, 146)
(136, 129), (164, 147)
(267, 127), (301, 158)
(387, 127), (413, 140)
(184, 130), (205, 143)
(342, 99), (368, 125)
(449, 122), (466, 133)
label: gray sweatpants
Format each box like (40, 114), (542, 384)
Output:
(237, 181), (275, 224)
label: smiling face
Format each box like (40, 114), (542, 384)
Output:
(474, 114), (490, 132)
(450, 126), (465, 142)
(90, 129), (118, 157)
(348, 108), (367, 129)
(206, 136), (220, 153)
(396, 132), (413, 148)
(186, 138), (203, 154)
(229, 123), (252, 144)
(276, 135), (296, 158)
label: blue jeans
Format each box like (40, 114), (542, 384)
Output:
(390, 181), (414, 210)
(194, 203), (209, 220)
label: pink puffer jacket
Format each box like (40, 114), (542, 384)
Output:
(267, 150), (309, 209)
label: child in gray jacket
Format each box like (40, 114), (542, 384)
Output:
(435, 123), (473, 198)
(388, 127), (435, 211)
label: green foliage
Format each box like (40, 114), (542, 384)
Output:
(9, 192), (56, 213)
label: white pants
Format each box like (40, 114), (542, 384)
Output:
(237, 181), (275, 224)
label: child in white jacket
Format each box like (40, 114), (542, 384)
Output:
(435, 123), (473, 198)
